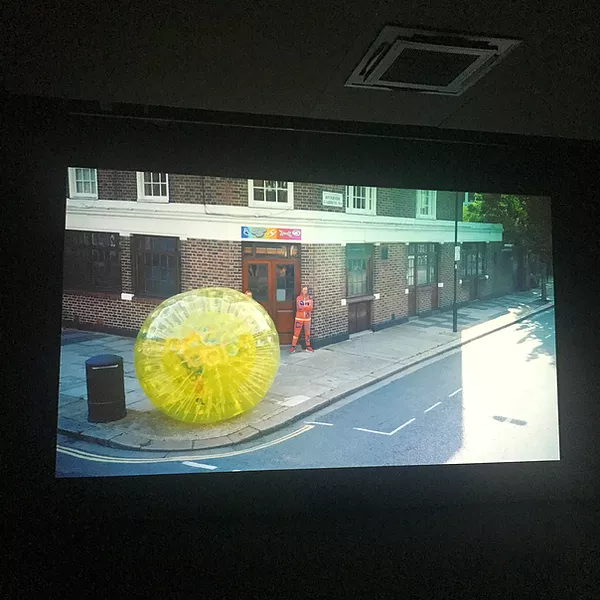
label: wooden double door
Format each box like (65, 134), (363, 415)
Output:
(242, 244), (301, 345)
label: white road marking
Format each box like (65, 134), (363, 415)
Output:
(304, 421), (333, 427)
(280, 394), (311, 407)
(545, 334), (552, 339)
(449, 388), (462, 397)
(56, 425), (314, 464)
(424, 402), (442, 413)
(182, 462), (217, 470)
(354, 418), (415, 436)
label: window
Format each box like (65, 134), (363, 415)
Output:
(416, 190), (437, 219)
(248, 180), (293, 208)
(462, 243), (486, 278)
(345, 186), (376, 215)
(136, 172), (169, 202)
(133, 236), (180, 298)
(242, 243), (299, 258)
(68, 168), (98, 198)
(346, 244), (373, 297)
(63, 231), (120, 292)
(407, 243), (438, 286)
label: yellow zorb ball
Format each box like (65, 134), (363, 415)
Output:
(133, 288), (280, 424)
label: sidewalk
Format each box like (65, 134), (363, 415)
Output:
(57, 284), (555, 451)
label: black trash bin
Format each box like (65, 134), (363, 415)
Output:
(85, 354), (127, 423)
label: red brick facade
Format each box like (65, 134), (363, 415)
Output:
(294, 183), (346, 213)
(98, 170), (138, 202)
(64, 170), (521, 345)
(181, 240), (242, 291)
(372, 243), (408, 325)
(301, 244), (348, 344)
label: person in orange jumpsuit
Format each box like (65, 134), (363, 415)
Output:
(290, 285), (314, 353)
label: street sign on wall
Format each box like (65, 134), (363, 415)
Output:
(241, 226), (302, 241)
(455, 245), (461, 261)
(322, 191), (344, 208)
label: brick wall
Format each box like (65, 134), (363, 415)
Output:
(62, 293), (156, 333)
(301, 244), (348, 345)
(203, 177), (248, 206)
(438, 243), (471, 308)
(373, 243), (408, 325)
(120, 237), (133, 293)
(294, 182), (346, 213)
(181, 239), (242, 290)
(169, 174), (205, 204)
(98, 170), (138, 201)
(377, 188), (415, 218)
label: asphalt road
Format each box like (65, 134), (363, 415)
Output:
(56, 309), (559, 477)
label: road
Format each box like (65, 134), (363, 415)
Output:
(56, 309), (559, 477)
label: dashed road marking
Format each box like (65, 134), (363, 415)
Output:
(545, 334), (552, 339)
(182, 462), (217, 470)
(354, 418), (416, 436)
(424, 402), (442, 413)
(449, 388), (462, 397)
(305, 421), (333, 427)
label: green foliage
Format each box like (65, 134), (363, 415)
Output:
(463, 193), (552, 260)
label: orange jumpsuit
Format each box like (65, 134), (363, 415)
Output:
(291, 294), (313, 349)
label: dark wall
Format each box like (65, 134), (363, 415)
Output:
(4, 95), (600, 598)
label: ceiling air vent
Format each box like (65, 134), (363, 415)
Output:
(346, 26), (521, 96)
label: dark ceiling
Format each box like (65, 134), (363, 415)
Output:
(4, 1), (600, 139)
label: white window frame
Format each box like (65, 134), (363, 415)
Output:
(248, 180), (294, 209)
(68, 168), (98, 199)
(345, 186), (377, 215)
(416, 190), (437, 219)
(136, 172), (170, 203)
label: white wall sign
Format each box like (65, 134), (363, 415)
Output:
(322, 191), (343, 208)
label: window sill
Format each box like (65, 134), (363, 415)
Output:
(136, 197), (169, 204)
(63, 289), (121, 300)
(346, 294), (375, 304)
(248, 202), (294, 210)
(132, 296), (165, 305)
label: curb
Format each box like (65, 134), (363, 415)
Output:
(58, 301), (554, 452)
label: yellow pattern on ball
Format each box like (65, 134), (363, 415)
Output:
(133, 288), (280, 424)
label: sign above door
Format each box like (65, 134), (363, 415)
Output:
(241, 226), (301, 241)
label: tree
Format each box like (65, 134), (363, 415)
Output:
(464, 193), (552, 298)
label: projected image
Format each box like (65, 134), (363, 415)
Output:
(56, 170), (558, 477)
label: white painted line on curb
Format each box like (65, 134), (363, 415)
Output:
(57, 425), (315, 464)
(305, 421), (333, 427)
(424, 402), (442, 413)
(354, 418), (416, 436)
(182, 462), (218, 470)
(449, 388), (462, 397)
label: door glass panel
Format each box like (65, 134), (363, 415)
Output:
(276, 264), (295, 302)
(407, 257), (415, 286)
(416, 255), (428, 284)
(247, 263), (269, 302)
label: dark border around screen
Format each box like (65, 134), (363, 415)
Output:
(3, 94), (600, 526)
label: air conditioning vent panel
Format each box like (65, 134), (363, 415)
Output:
(346, 27), (521, 96)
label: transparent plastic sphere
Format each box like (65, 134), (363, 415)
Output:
(133, 288), (280, 424)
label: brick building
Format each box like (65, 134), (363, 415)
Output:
(62, 169), (518, 347)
